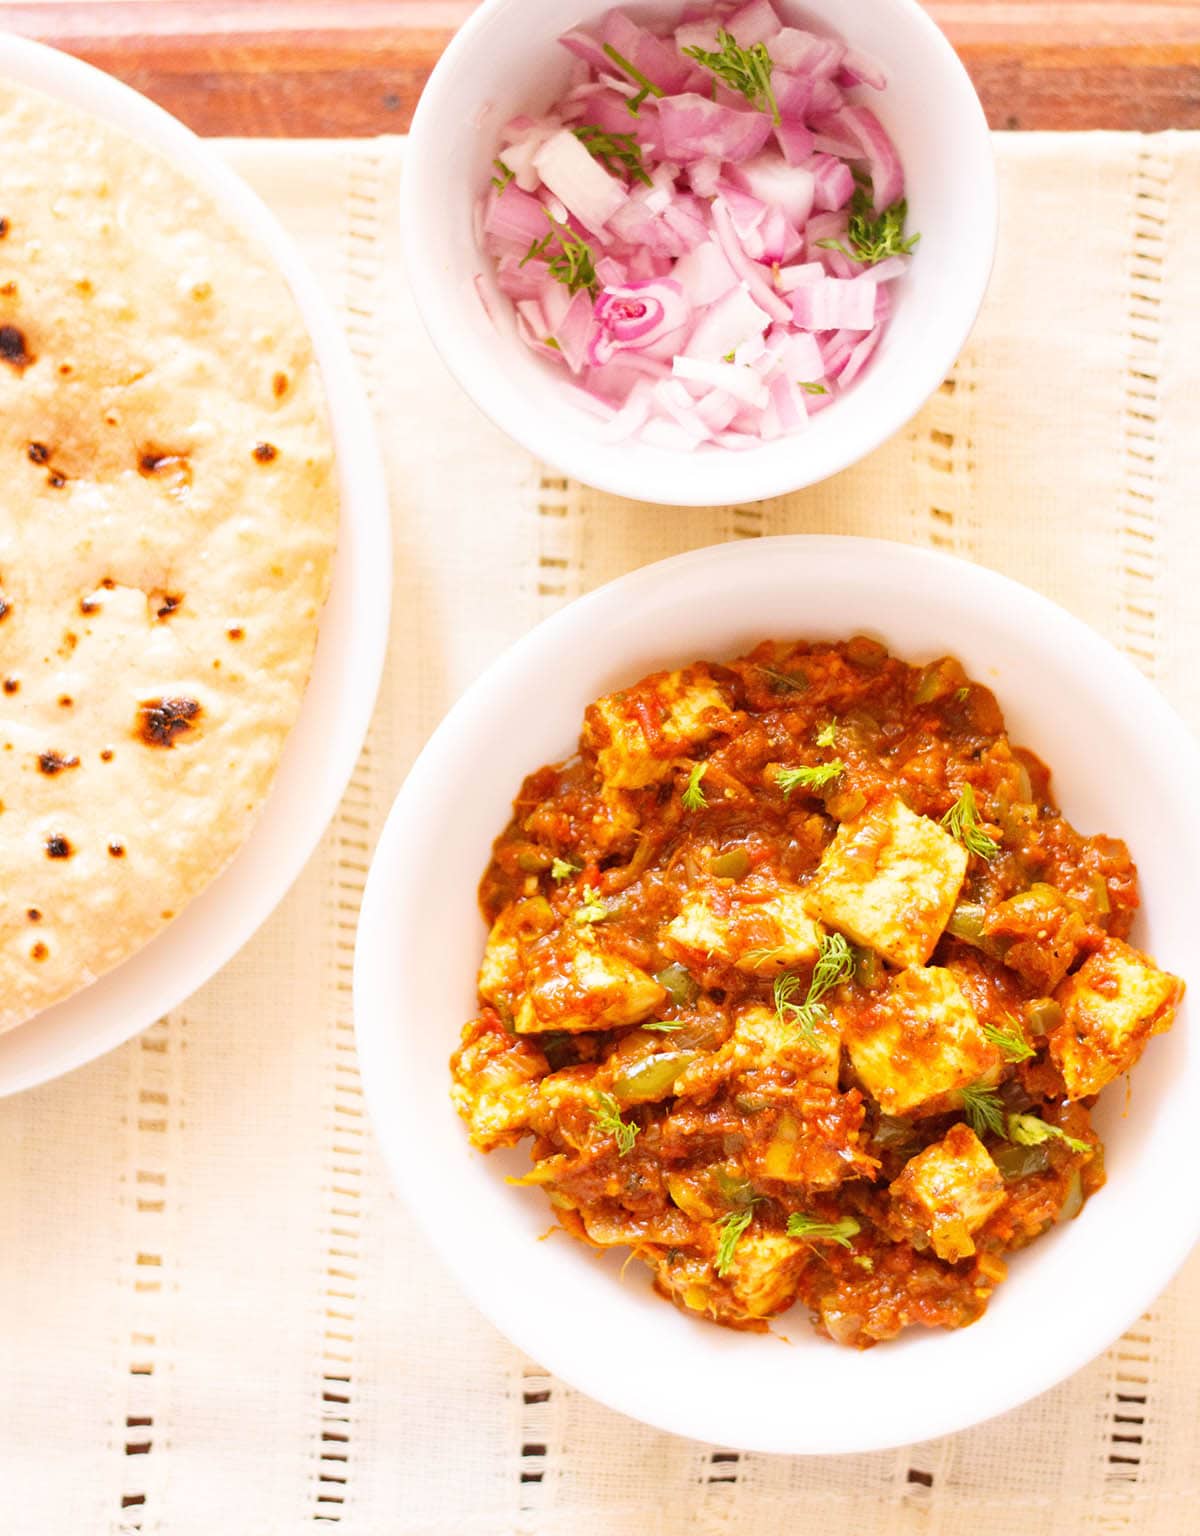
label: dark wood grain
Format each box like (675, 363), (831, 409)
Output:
(2, 1), (1199, 135)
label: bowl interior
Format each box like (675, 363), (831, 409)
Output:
(356, 537), (1200, 1454)
(402, 0), (996, 504)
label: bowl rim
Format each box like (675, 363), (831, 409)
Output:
(355, 534), (1200, 1453)
(0, 38), (392, 1094)
(401, 0), (998, 506)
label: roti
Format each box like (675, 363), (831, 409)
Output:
(0, 79), (339, 1031)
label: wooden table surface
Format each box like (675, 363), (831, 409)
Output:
(2, 0), (1199, 135)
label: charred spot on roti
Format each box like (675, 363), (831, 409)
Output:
(26, 909), (41, 923)
(38, 751), (79, 775)
(227, 626), (244, 641)
(272, 371), (289, 398)
(0, 218), (8, 237)
(47, 471), (66, 489)
(79, 597), (99, 615)
(253, 441), (278, 463)
(108, 841), (125, 858)
(59, 632), (78, 656)
(2, 677), (17, 694)
(100, 578), (115, 591)
(30, 942), (47, 961)
(137, 448), (192, 491)
(26, 441), (49, 465)
(154, 593), (182, 621)
(58, 695), (72, 708)
(45, 834), (72, 859)
(99, 748), (113, 762)
(0, 597), (9, 622)
(135, 696), (201, 748)
(0, 323), (32, 370)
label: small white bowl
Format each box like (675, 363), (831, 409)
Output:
(356, 536), (1200, 1454)
(402, 0), (996, 506)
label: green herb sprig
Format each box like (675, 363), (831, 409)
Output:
(572, 124), (652, 185)
(941, 783), (1000, 860)
(551, 857), (581, 882)
(491, 158), (514, 192)
(959, 1081), (1005, 1139)
(682, 29), (779, 123)
(519, 211), (600, 298)
(982, 1020), (1036, 1063)
(715, 1206), (756, 1276)
(775, 761), (845, 795)
(591, 1090), (639, 1156)
(681, 761), (708, 811)
(816, 185), (921, 266)
(774, 932), (855, 1037)
(601, 42), (665, 115)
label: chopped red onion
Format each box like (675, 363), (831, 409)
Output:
(479, 2), (913, 448)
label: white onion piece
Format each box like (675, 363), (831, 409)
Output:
(732, 151), (815, 227)
(533, 129), (629, 231)
(791, 276), (877, 331)
(682, 281), (772, 360)
(673, 354), (770, 408)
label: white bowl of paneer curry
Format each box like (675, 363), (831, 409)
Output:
(355, 536), (1199, 1454)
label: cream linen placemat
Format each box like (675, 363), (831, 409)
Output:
(1, 134), (1198, 1536)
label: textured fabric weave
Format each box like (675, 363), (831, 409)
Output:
(1, 134), (1198, 1534)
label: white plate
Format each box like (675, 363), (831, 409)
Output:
(355, 536), (1200, 1454)
(0, 39), (391, 1096)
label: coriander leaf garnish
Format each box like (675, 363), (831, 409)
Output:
(491, 157), (514, 192)
(681, 761), (708, 811)
(572, 124), (652, 186)
(982, 1019), (1035, 1063)
(643, 1020), (684, 1033)
(682, 29), (779, 123)
(815, 721), (838, 748)
(959, 1081), (1005, 1139)
(601, 42), (665, 115)
(941, 783), (1000, 860)
(1007, 1112), (1090, 1156)
(756, 664), (808, 694)
(723, 350), (736, 362)
(775, 760), (845, 795)
(774, 932), (854, 1037)
(573, 898), (609, 926)
(551, 856), (581, 882)
(591, 1090), (639, 1156)
(786, 1213), (861, 1247)
(815, 184), (921, 266)
(714, 1206), (755, 1276)
(799, 381), (828, 395)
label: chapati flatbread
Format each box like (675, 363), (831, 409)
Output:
(0, 79), (339, 1030)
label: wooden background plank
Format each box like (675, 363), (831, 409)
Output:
(1, 0), (1198, 135)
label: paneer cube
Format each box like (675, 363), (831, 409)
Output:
(844, 965), (999, 1116)
(449, 1020), (547, 1150)
(663, 885), (823, 974)
(1049, 938), (1184, 1099)
(729, 1003), (841, 1088)
(516, 932), (666, 1034)
(889, 1123), (1007, 1261)
(718, 1229), (807, 1320)
(477, 897), (555, 1010)
(582, 666), (732, 790)
(806, 798), (968, 968)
